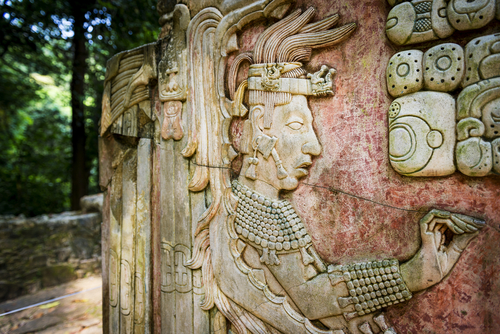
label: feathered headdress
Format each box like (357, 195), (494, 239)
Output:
(227, 7), (356, 128)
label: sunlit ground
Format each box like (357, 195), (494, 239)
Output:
(0, 275), (102, 334)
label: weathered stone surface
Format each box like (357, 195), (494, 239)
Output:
(0, 211), (102, 302)
(80, 193), (103, 213)
(386, 50), (423, 97)
(388, 92), (456, 176)
(463, 33), (500, 88)
(456, 137), (493, 176)
(447, 0), (495, 31)
(455, 77), (500, 176)
(100, 0), (500, 333)
(423, 43), (464, 91)
(385, 0), (454, 45)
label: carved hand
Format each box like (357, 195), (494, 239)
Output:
(401, 209), (485, 292)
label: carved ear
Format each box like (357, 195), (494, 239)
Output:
(251, 105), (266, 132)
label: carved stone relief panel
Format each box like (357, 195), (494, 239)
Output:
(463, 33), (500, 87)
(176, 2), (486, 333)
(160, 243), (192, 293)
(99, 0), (500, 333)
(386, 0), (454, 45)
(456, 77), (500, 176)
(158, 5), (190, 143)
(385, 32), (500, 177)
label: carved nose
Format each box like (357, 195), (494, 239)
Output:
(302, 138), (322, 156)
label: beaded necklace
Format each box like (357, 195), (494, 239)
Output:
(231, 180), (312, 265)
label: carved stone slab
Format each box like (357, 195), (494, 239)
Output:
(423, 43), (464, 91)
(447, 0), (495, 31)
(386, 50), (423, 97)
(388, 92), (456, 176)
(99, 1), (500, 334)
(462, 33), (500, 88)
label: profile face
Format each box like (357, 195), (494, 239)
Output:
(261, 94), (322, 190)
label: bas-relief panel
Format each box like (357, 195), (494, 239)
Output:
(99, 0), (500, 333)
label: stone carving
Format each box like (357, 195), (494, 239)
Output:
(99, 1), (500, 333)
(109, 249), (119, 307)
(388, 92), (456, 176)
(158, 5), (190, 142)
(462, 34), (500, 88)
(161, 242), (192, 293)
(456, 77), (500, 176)
(447, 0), (495, 31)
(134, 273), (145, 324)
(385, 0), (496, 45)
(158, 5), (189, 102)
(100, 44), (156, 137)
(161, 100), (183, 140)
(386, 50), (423, 98)
(335, 259), (413, 316)
(385, 38), (500, 177)
(423, 43), (464, 91)
(386, 0), (454, 45)
(386, 43), (464, 97)
(181, 6), (485, 334)
(454, 35), (500, 177)
(120, 259), (132, 316)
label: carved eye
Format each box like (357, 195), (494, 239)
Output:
(287, 121), (303, 130)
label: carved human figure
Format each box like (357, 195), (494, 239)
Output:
(187, 8), (485, 334)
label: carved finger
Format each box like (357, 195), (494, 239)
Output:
(452, 225), (465, 234)
(449, 214), (473, 232)
(433, 217), (464, 234)
(428, 218), (437, 232)
(466, 224), (478, 232)
(439, 225), (448, 250)
(450, 231), (480, 251)
(451, 214), (486, 231)
(433, 223), (443, 246)
(420, 209), (451, 231)
(430, 209), (451, 218)
(439, 224), (447, 234)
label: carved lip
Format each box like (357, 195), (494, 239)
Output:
(294, 160), (312, 176)
(295, 160), (312, 169)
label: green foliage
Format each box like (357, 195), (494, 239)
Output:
(0, 0), (159, 216)
(0, 95), (72, 216)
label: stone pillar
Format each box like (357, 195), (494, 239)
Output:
(99, 1), (500, 333)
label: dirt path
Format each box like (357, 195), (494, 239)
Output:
(0, 275), (102, 334)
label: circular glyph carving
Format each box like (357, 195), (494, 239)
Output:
(397, 63), (410, 77)
(436, 55), (452, 71)
(389, 127), (412, 157)
(427, 130), (443, 148)
(389, 116), (434, 174)
(389, 123), (417, 162)
(388, 101), (401, 118)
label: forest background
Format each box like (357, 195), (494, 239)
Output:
(0, 0), (159, 216)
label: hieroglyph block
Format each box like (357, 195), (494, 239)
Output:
(456, 77), (500, 176)
(447, 0), (495, 31)
(423, 43), (464, 91)
(463, 34), (500, 88)
(386, 50), (423, 97)
(386, 0), (454, 45)
(388, 92), (456, 176)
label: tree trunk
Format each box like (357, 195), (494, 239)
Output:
(69, 2), (92, 210)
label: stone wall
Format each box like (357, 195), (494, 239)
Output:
(0, 194), (103, 302)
